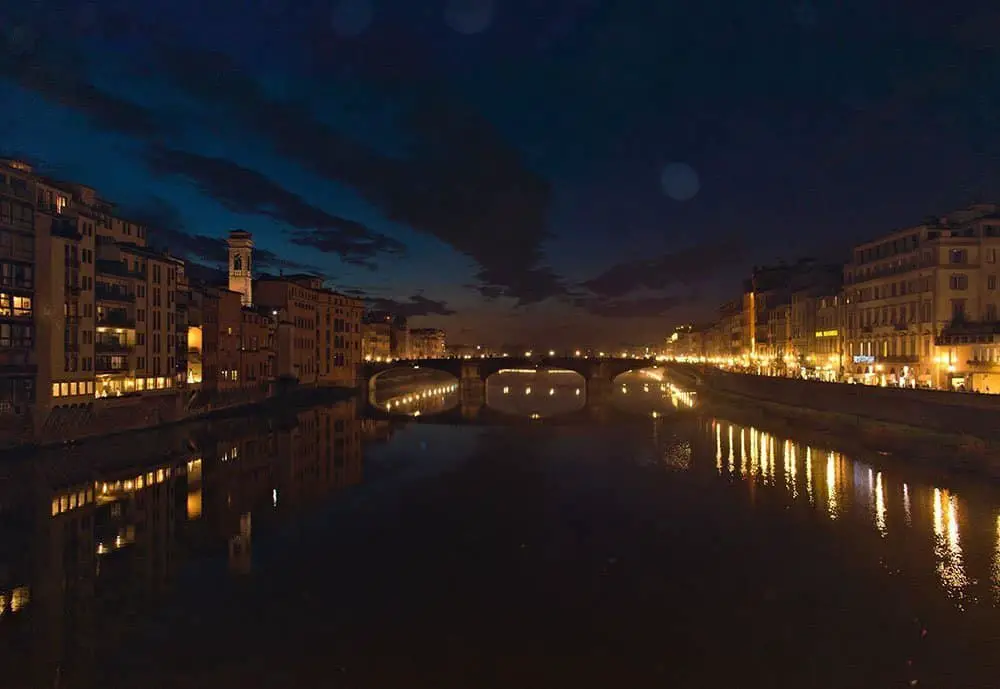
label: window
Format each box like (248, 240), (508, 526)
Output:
(0, 293), (32, 317)
(52, 383), (60, 398)
(949, 249), (967, 264)
(949, 274), (968, 290)
(990, 276), (997, 291)
(951, 299), (967, 321)
(987, 304), (998, 322)
(0, 323), (32, 348)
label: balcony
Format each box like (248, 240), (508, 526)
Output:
(0, 241), (34, 262)
(95, 285), (135, 303)
(878, 354), (920, 365)
(95, 340), (132, 354)
(97, 312), (135, 329)
(95, 360), (129, 374)
(96, 260), (146, 280)
(0, 183), (31, 201)
(0, 348), (36, 372)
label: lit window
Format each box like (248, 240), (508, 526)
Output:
(136, 378), (145, 391)
(51, 498), (60, 516)
(60, 383), (68, 397)
(52, 383), (60, 398)
(69, 382), (77, 396)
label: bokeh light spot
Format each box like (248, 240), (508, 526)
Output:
(331, 0), (374, 38)
(445, 0), (495, 35)
(660, 163), (700, 201)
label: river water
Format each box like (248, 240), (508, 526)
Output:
(2, 369), (999, 688)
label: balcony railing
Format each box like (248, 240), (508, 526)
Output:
(95, 360), (129, 374)
(95, 340), (131, 354)
(878, 354), (920, 364)
(0, 183), (31, 200)
(96, 260), (146, 280)
(0, 242), (34, 262)
(95, 285), (135, 303)
(97, 312), (136, 329)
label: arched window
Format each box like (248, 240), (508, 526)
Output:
(233, 254), (242, 272)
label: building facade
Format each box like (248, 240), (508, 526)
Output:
(255, 274), (363, 387)
(362, 318), (392, 361)
(844, 204), (1000, 387)
(0, 158), (184, 437)
(408, 328), (446, 359)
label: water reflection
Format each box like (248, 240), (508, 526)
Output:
(0, 399), (365, 689)
(486, 369), (586, 418)
(611, 369), (697, 415)
(705, 418), (997, 607)
(371, 369), (460, 416)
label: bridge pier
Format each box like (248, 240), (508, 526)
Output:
(586, 375), (613, 422)
(460, 362), (485, 420)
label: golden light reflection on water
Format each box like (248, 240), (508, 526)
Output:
(715, 422), (722, 473)
(932, 488), (970, 605)
(706, 418), (997, 609)
(903, 483), (912, 527)
(805, 447), (813, 505)
(993, 515), (1000, 603)
(826, 453), (839, 520)
(874, 471), (887, 537)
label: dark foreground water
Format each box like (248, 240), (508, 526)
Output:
(2, 372), (1000, 688)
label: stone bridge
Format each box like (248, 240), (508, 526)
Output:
(362, 356), (660, 384)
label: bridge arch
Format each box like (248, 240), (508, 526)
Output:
(611, 366), (666, 385)
(484, 367), (587, 419)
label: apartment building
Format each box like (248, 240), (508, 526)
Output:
(0, 159), (182, 430)
(844, 204), (1000, 387)
(408, 328), (446, 359)
(362, 316), (392, 361)
(253, 273), (362, 387)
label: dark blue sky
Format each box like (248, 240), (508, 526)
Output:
(3, 0), (1000, 346)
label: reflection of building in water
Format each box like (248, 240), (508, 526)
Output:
(229, 512), (252, 574)
(0, 400), (364, 689)
(704, 417), (994, 606)
(360, 418), (396, 444)
(0, 451), (189, 689)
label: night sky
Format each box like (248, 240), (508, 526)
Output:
(3, 0), (1000, 347)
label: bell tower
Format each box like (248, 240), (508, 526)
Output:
(227, 230), (254, 306)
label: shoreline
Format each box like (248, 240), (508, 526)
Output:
(668, 363), (1000, 480)
(1, 384), (360, 459)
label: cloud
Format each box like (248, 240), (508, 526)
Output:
(144, 148), (404, 267)
(157, 49), (563, 303)
(0, 22), (161, 138)
(582, 242), (744, 298)
(367, 294), (456, 318)
(122, 196), (323, 274)
(574, 295), (687, 319)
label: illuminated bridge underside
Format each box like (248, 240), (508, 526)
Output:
(363, 357), (662, 383)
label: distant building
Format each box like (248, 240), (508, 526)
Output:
(255, 272), (363, 387)
(408, 328), (446, 359)
(362, 317), (392, 361)
(844, 204), (1000, 387)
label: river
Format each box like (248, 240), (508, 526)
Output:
(1, 369), (999, 688)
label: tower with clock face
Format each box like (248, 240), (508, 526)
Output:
(227, 230), (254, 306)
